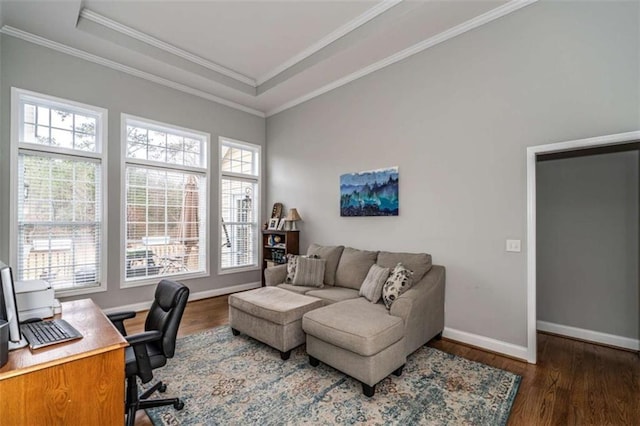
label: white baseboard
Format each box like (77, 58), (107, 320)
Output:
(102, 281), (260, 315)
(443, 327), (530, 362)
(537, 320), (640, 351)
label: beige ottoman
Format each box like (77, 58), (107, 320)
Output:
(228, 287), (323, 360)
(302, 298), (406, 397)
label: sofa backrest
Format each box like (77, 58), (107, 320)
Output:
(334, 247), (378, 290)
(376, 251), (432, 282)
(307, 244), (344, 286)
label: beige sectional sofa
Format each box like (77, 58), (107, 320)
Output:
(264, 244), (445, 396)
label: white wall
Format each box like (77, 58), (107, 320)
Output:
(537, 150), (639, 340)
(0, 36), (266, 309)
(266, 1), (640, 352)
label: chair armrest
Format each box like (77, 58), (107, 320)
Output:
(125, 330), (162, 346)
(106, 311), (137, 336)
(390, 265), (446, 355)
(264, 264), (287, 286)
(126, 330), (163, 383)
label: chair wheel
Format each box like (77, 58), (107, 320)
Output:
(174, 401), (184, 410)
(158, 383), (167, 393)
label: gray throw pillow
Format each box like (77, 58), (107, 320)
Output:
(285, 254), (319, 283)
(359, 264), (390, 303)
(382, 263), (414, 309)
(292, 257), (326, 288)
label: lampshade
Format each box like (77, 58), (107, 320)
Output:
(285, 208), (302, 222)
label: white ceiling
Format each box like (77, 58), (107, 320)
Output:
(0, 0), (534, 117)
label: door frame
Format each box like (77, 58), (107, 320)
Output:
(526, 130), (640, 363)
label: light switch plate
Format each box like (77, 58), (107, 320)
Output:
(506, 239), (521, 252)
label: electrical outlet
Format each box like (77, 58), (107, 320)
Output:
(506, 239), (521, 252)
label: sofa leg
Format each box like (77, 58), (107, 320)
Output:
(362, 383), (375, 397)
(231, 328), (240, 336)
(434, 332), (442, 340)
(280, 350), (291, 360)
(392, 364), (405, 377)
(309, 356), (319, 367)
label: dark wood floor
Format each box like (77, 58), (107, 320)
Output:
(128, 295), (640, 426)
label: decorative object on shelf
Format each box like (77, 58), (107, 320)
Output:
(340, 167), (399, 217)
(267, 218), (279, 230)
(271, 202), (283, 219)
(285, 208), (302, 231)
(277, 218), (286, 230)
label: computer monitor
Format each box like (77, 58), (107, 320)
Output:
(0, 261), (27, 350)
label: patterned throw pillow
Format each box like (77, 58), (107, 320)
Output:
(359, 264), (390, 303)
(382, 263), (414, 309)
(285, 255), (299, 283)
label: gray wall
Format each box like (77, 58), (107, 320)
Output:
(266, 1), (640, 347)
(0, 36), (265, 309)
(537, 151), (639, 339)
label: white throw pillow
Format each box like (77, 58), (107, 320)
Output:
(359, 264), (390, 303)
(382, 263), (414, 309)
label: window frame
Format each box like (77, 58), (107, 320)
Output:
(10, 87), (109, 297)
(120, 113), (210, 288)
(218, 137), (261, 275)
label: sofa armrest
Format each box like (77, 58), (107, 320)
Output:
(264, 264), (287, 286)
(390, 265), (445, 356)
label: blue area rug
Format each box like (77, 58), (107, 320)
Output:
(145, 326), (520, 425)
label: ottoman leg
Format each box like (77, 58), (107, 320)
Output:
(309, 356), (320, 367)
(231, 328), (240, 336)
(392, 364), (405, 377)
(280, 350), (291, 360)
(362, 383), (376, 397)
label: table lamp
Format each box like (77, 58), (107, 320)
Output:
(285, 208), (302, 231)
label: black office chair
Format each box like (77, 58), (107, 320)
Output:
(107, 279), (190, 426)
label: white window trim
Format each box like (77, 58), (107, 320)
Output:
(120, 113), (211, 288)
(10, 87), (108, 297)
(218, 136), (261, 275)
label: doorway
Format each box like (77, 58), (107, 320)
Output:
(525, 130), (640, 363)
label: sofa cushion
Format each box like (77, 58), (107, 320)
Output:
(277, 283), (317, 295)
(307, 244), (344, 286)
(334, 247), (378, 290)
(305, 287), (360, 304)
(377, 251), (431, 282)
(382, 263), (414, 309)
(229, 287), (323, 325)
(292, 257), (325, 287)
(359, 264), (390, 303)
(302, 298), (403, 356)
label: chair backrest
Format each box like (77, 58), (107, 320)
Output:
(144, 279), (190, 358)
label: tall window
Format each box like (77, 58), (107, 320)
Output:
(219, 138), (260, 272)
(123, 115), (208, 285)
(11, 88), (107, 295)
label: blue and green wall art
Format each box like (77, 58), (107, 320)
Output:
(340, 167), (399, 216)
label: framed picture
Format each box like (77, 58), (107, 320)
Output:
(267, 218), (279, 230)
(277, 218), (286, 230)
(340, 166), (399, 216)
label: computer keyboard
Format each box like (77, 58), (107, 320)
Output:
(20, 319), (83, 350)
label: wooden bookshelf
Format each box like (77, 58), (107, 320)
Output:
(261, 230), (299, 286)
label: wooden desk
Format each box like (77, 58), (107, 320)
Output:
(0, 299), (128, 425)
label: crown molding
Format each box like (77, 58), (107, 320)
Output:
(79, 8), (257, 87)
(255, 0), (402, 86)
(0, 25), (265, 118)
(266, 0), (539, 117)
